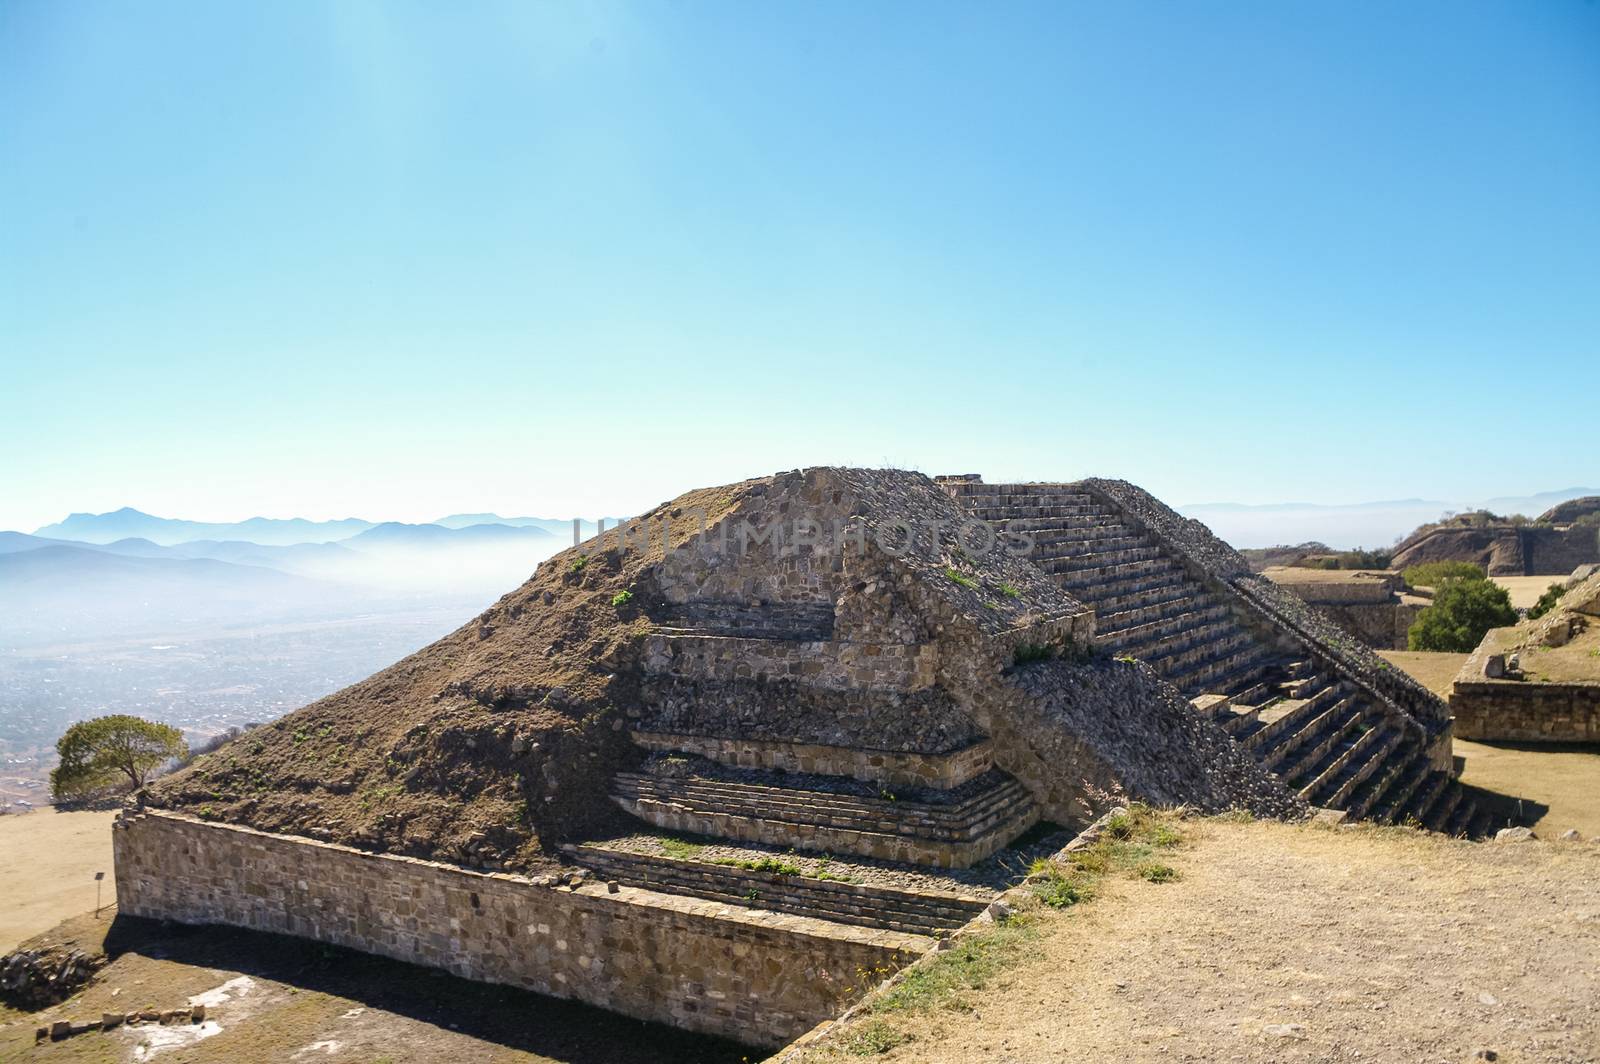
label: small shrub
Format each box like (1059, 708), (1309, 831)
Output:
(1527, 583), (1567, 620)
(944, 567), (978, 590)
(1137, 861), (1179, 883)
(998, 582), (1022, 598)
(1402, 560), (1485, 589)
(1029, 861), (1095, 908)
(611, 589), (634, 607)
(568, 554), (589, 574)
(1407, 578), (1517, 652)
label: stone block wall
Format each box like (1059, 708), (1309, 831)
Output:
(1304, 601), (1419, 650)
(113, 811), (927, 1047)
(630, 732), (994, 789)
(1451, 680), (1600, 742)
(642, 633), (937, 692)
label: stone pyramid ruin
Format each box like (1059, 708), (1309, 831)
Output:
(116, 467), (1481, 1047)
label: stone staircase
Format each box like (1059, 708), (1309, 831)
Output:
(948, 482), (1493, 837)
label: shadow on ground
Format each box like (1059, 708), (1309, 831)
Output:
(94, 914), (756, 1064)
(1455, 780), (1547, 835)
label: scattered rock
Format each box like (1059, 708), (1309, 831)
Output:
(1494, 827), (1535, 843)
(1261, 1023), (1306, 1039)
(0, 945), (106, 1008)
(1559, 829), (1582, 841)
(1477, 991), (1499, 1006)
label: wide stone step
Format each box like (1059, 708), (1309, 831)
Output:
(612, 779), (1040, 870)
(1099, 604), (1232, 653)
(1301, 725), (1403, 808)
(630, 732), (995, 791)
(1096, 594), (1226, 641)
(1390, 767), (1450, 826)
(1280, 707), (1370, 791)
(1001, 520), (1145, 546)
(1261, 694), (1363, 776)
(565, 843), (990, 935)
(1242, 679), (1343, 752)
(1417, 779), (1464, 833)
(1367, 752), (1432, 824)
(1143, 626), (1257, 676)
(1044, 543), (1165, 573)
(1060, 555), (1183, 592)
(1342, 745), (1424, 821)
(1161, 640), (1274, 696)
(1444, 795), (1480, 837)
(972, 514), (1109, 538)
(1062, 568), (1193, 612)
(960, 502), (1110, 521)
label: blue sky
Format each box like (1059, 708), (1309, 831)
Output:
(3, 1), (1597, 531)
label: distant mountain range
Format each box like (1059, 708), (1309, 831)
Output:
(434, 513), (616, 538)
(0, 508), (609, 619)
(29, 507), (620, 548)
(1179, 487), (1600, 550)
(34, 507), (376, 546)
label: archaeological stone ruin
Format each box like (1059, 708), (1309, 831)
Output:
(114, 468), (1487, 1048)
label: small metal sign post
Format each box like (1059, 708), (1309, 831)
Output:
(94, 872), (105, 917)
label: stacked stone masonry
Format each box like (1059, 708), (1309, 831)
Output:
(629, 732), (996, 789)
(114, 811), (926, 1047)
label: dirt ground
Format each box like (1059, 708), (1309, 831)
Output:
(0, 809), (118, 952)
(0, 912), (750, 1064)
(805, 818), (1600, 1063)
(1378, 650), (1469, 699)
(1491, 575), (1568, 611)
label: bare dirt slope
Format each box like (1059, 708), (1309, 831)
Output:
(143, 481), (757, 874)
(0, 810), (117, 952)
(0, 911), (749, 1063)
(809, 819), (1600, 1063)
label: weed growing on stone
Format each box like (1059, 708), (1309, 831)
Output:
(568, 554), (589, 574)
(998, 582), (1022, 598)
(944, 567), (979, 590)
(610, 589), (634, 607)
(656, 837), (703, 860)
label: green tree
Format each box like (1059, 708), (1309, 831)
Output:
(49, 715), (188, 801)
(1526, 582), (1567, 620)
(1407, 579), (1518, 652)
